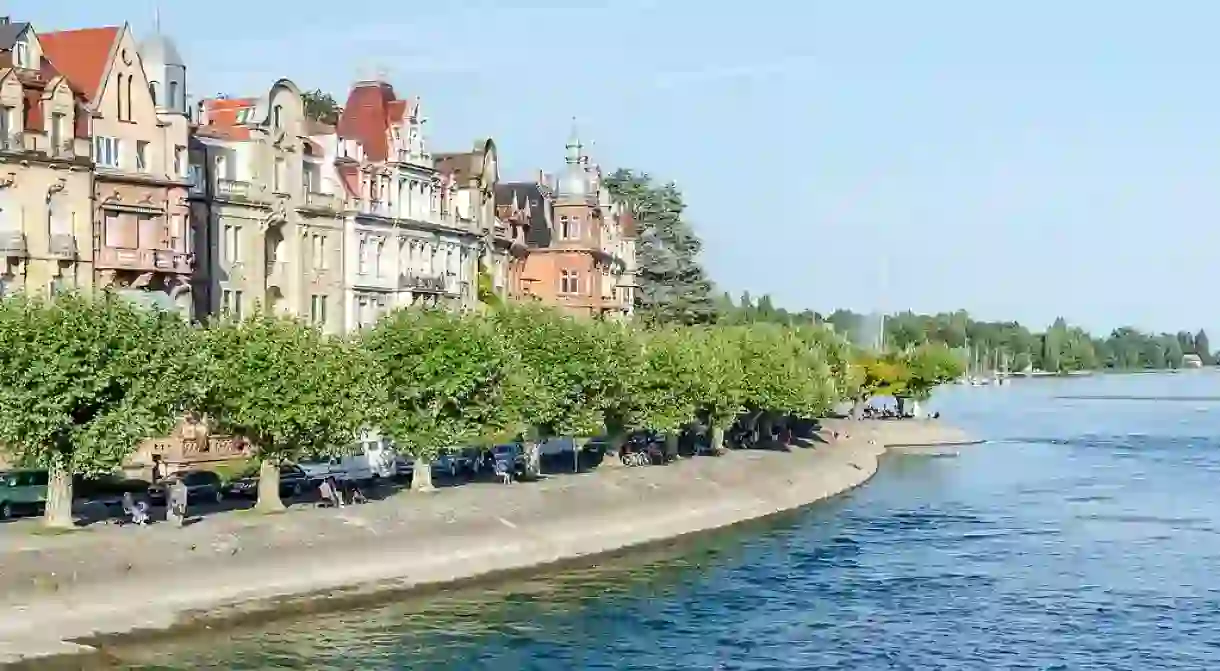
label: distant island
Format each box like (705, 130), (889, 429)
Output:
(712, 295), (1212, 374)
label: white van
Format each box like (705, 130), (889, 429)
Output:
(298, 432), (398, 483)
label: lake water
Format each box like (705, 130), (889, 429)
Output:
(109, 372), (1220, 670)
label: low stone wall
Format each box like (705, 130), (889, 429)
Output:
(0, 419), (972, 665)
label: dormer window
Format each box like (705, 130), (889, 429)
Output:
(14, 40), (30, 68)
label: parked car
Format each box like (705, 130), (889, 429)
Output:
(0, 469), (48, 520)
(148, 470), (225, 506)
(298, 454), (376, 484)
(227, 464), (312, 499)
(492, 443), (528, 478)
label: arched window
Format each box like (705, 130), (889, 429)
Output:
(116, 75), (125, 119)
(273, 104), (283, 130)
(169, 81), (179, 110)
(126, 75), (134, 120)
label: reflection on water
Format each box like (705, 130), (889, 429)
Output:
(107, 373), (1220, 670)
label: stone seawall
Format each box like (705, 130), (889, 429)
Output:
(0, 419), (973, 666)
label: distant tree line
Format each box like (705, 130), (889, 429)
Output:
(825, 309), (1213, 373)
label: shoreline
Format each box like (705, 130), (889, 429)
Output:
(0, 419), (974, 667)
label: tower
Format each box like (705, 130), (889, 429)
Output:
(138, 9), (188, 115)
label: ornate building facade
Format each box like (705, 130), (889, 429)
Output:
(335, 78), (479, 329)
(40, 23), (194, 314)
(0, 19), (93, 298)
(189, 80), (345, 331)
(501, 132), (636, 318)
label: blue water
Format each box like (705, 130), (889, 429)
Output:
(111, 372), (1220, 670)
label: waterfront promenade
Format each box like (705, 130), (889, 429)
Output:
(0, 419), (971, 666)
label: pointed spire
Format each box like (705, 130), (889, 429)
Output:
(154, 4), (162, 32)
(564, 117), (582, 164)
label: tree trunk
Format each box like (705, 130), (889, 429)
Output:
(758, 413), (775, 447)
(573, 437), (588, 472)
(604, 430), (627, 468)
(851, 397), (866, 421)
(255, 459), (284, 512)
(412, 455), (435, 491)
(664, 433), (679, 462)
(43, 460), (74, 529)
(710, 425), (726, 454)
(897, 397), (907, 417)
(524, 440), (542, 479)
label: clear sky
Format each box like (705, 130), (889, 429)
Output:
(11, 1), (1220, 336)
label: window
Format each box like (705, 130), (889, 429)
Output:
(104, 212), (136, 248)
(126, 75), (134, 121)
(116, 75), (124, 120)
(215, 153), (228, 179)
(560, 270), (579, 294)
(137, 214), (158, 248)
(358, 236), (369, 274)
(0, 105), (10, 140)
(169, 215), (184, 252)
(174, 146), (185, 177)
(94, 136), (120, 168)
(273, 157), (286, 192)
(272, 104), (283, 130)
(560, 215), (579, 240)
(47, 198), (70, 236)
(375, 239), (385, 277)
(222, 290), (244, 318)
(14, 40), (29, 68)
(169, 81), (179, 109)
(310, 295), (328, 325)
(50, 113), (65, 152)
(223, 224), (241, 264)
(136, 141), (149, 171)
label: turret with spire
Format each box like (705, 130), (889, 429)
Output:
(555, 118), (593, 203)
(139, 5), (189, 115)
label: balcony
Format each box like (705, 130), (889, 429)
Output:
(304, 191), (341, 211)
(216, 178), (252, 200)
(399, 273), (448, 294)
(48, 233), (77, 259)
(0, 231), (28, 257)
(97, 247), (193, 273)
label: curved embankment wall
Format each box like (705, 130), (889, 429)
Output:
(0, 420), (974, 666)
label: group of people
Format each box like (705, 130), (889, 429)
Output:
(318, 476), (367, 507)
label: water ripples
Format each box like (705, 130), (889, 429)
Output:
(109, 379), (1220, 670)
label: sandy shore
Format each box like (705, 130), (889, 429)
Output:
(0, 419), (974, 666)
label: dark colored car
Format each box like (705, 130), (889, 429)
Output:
(148, 470), (225, 506)
(227, 464), (312, 499)
(0, 469), (48, 520)
(492, 443), (528, 478)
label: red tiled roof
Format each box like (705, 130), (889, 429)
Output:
(39, 26), (120, 103)
(336, 81), (411, 163)
(199, 97), (258, 140)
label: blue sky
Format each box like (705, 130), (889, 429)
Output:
(12, 1), (1220, 336)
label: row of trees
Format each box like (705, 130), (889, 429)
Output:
(824, 309), (1214, 373)
(5, 292), (960, 528)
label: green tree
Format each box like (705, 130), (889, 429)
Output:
(631, 326), (709, 458)
(493, 305), (627, 475)
(203, 312), (374, 511)
(1195, 330), (1212, 365)
(689, 327), (747, 453)
(301, 89), (341, 124)
(899, 343), (965, 414)
(365, 308), (527, 491)
(0, 293), (209, 527)
(603, 170), (717, 325)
